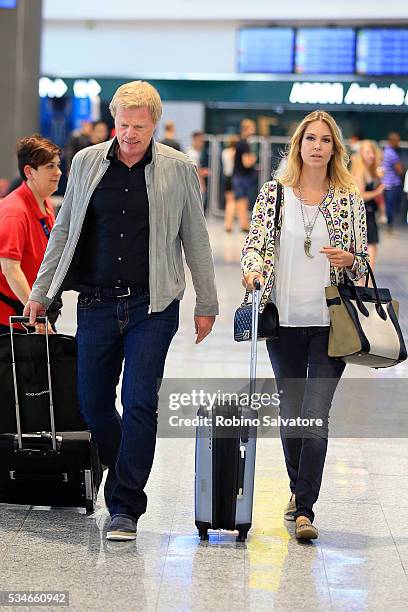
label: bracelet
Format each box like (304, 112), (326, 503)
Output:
(346, 255), (356, 270)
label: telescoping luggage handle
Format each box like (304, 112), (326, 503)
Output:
(9, 316), (58, 452)
(249, 278), (261, 399)
(238, 278), (260, 451)
(236, 278), (260, 495)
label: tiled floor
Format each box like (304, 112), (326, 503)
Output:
(0, 220), (407, 611)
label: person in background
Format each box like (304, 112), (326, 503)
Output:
(349, 132), (362, 154)
(0, 135), (61, 334)
(404, 168), (408, 224)
(90, 121), (110, 145)
(351, 140), (385, 272)
(242, 110), (368, 540)
(348, 131), (363, 168)
(232, 119), (257, 232)
(0, 178), (10, 200)
(65, 120), (93, 170)
(222, 135), (239, 232)
(160, 120), (182, 151)
(186, 131), (209, 212)
(186, 131), (203, 167)
(382, 132), (404, 231)
(5, 176), (23, 195)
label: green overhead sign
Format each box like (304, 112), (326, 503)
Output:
(40, 77), (408, 110)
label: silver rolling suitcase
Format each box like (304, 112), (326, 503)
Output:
(194, 285), (260, 542)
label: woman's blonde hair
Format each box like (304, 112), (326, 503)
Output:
(351, 139), (383, 182)
(109, 80), (162, 124)
(279, 110), (356, 190)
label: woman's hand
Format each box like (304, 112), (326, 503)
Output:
(242, 272), (265, 290)
(374, 183), (385, 197)
(319, 247), (355, 269)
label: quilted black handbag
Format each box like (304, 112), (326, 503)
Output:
(234, 289), (279, 342)
(234, 182), (282, 342)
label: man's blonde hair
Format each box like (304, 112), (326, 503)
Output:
(109, 80), (162, 124)
(279, 110), (356, 190)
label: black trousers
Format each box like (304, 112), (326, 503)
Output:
(267, 326), (345, 522)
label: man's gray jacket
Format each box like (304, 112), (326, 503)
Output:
(29, 139), (219, 316)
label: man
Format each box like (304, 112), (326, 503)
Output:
(90, 121), (110, 145)
(160, 119), (181, 151)
(25, 81), (218, 541)
(349, 132), (362, 154)
(383, 132), (405, 230)
(186, 130), (204, 168)
(65, 120), (93, 170)
(186, 131), (210, 213)
(232, 119), (258, 232)
(348, 131), (363, 167)
(0, 135), (61, 335)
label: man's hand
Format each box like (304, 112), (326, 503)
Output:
(23, 300), (46, 326)
(319, 247), (355, 269)
(194, 315), (215, 344)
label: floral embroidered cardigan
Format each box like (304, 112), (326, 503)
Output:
(241, 180), (369, 312)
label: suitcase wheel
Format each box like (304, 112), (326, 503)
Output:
(199, 529), (209, 541)
(236, 529), (248, 542)
(85, 498), (96, 514)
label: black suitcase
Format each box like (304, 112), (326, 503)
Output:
(0, 317), (102, 512)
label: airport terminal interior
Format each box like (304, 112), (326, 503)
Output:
(1, 1), (408, 611)
(1, 226), (408, 611)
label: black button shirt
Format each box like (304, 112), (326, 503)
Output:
(78, 139), (151, 291)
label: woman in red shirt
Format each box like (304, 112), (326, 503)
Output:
(0, 134), (61, 333)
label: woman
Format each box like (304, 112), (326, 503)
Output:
(0, 134), (61, 334)
(351, 140), (385, 272)
(241, 110), (368, 540)
(222, 135), (239, 232)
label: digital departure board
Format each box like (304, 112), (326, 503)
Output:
(0, 0), (16, 7)
(357, 29), (408, 75)
(295, 28), (356, 74)
(238, 28), (295, 74)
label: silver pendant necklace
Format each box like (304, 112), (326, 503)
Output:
(297, 184), (323, 258)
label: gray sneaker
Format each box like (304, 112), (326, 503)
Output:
(284, 494), (296, 521)
(106, 514), (137, 541)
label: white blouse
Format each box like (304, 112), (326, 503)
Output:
(273, 187), (331, 327)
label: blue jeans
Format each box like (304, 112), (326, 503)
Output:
(267, 327), (345, 522)
(76, 292), (179, 520)
(384, 186), (402, 226)
(232, 174), (255, 201)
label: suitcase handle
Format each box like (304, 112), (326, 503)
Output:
(237, 445), (246, 496)
(249, 282), (260, 399)
(8, 316), (58, 452)
(239, 283), (260, 445)
(10, 316), (47, 325)
(9, 470), (68, 484)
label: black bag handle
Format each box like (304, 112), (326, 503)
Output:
(242, 181), (283, 306)
(343, 261), (386, 318)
